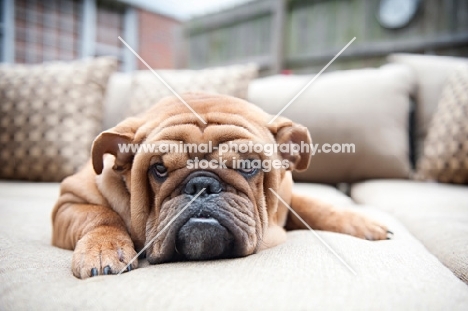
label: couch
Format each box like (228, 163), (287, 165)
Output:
(1, 53), (467, 310)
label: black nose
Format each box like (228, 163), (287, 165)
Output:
(184, 176), (223, 196)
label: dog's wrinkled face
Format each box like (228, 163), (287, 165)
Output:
(92, 93), (311, 264)
(138, 113), (282, 264)
(146, 154), (264, 263)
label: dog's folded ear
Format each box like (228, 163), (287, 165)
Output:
(267, 117), (312, 171)
(91, 118), (141, 175)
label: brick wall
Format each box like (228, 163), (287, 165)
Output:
(137, 9), (182, 69)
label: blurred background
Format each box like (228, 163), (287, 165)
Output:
(0, 0), (467, 74)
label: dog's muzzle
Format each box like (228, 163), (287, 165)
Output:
(175, 174), (234, 260)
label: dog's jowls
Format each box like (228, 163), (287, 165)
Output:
(51, 92), (390, 279)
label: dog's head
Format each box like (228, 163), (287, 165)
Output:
(92, 93), (311, 263)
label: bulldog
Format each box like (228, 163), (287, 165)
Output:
(52, 92), (390, 279)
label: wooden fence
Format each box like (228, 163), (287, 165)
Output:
(184, 0), (468, 74)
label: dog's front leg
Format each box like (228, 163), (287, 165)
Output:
(52, 203), (138, 279)
(286, 194), (391, 240)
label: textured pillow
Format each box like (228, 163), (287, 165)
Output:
(248, 64), (415, 184)
(415, 65), (468, 184)
(388, 54), (468, 159)
(0, 57), (118, 182)
(127, 64), (258, 117)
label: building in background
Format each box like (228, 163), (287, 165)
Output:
(0, 0), (182, 71)
(3, 0), (467, 75)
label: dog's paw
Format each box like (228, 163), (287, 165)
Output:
(339, 211), (392, 241)
(72, 226), (138, 279)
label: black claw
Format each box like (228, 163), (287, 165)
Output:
(127, 265), (132, 272)
(386, 230), (394, 240)
(103, 266), (111, 275)
(91, 268), (98, 277)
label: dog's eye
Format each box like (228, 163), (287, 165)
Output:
(237, 165), (258, 177)
(151, 163), (168, 179)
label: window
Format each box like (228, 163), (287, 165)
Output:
(14, 0), (82, 63)
(1, 0), (14, 62)
(0, 0), (4, 61)
(95, 0), (124, 59)
(3, 0), (137, 71)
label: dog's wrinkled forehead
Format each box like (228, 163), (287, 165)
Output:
(138, 94), (275, 144)
(92, 92), (311, 176)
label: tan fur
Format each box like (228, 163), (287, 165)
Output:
(52, 92), (388, 279)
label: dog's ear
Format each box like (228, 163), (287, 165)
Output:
(91, 118), (141, 175)
(267, 116), (312, 171)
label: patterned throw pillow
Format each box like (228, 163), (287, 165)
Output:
(127, 64), (258, 117)
(415, 65), (468, 184)
(0, 57), (118, 182)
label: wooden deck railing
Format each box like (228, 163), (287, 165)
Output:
(184, 0), (468, 74)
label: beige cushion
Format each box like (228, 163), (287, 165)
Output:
(0, 57), (118, 182)
(293, 183), (354, 206)
(351, 180), (468, 284)
(126, 64), (258, 117)
(415, 65), (468, 184)
(1, 181), (468, 309)
(388, 53), (468, 159)
(103, 72), (132, 130)
(248, 64), (415, 183)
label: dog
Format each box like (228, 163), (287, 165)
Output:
(52, 92), (390, 279)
